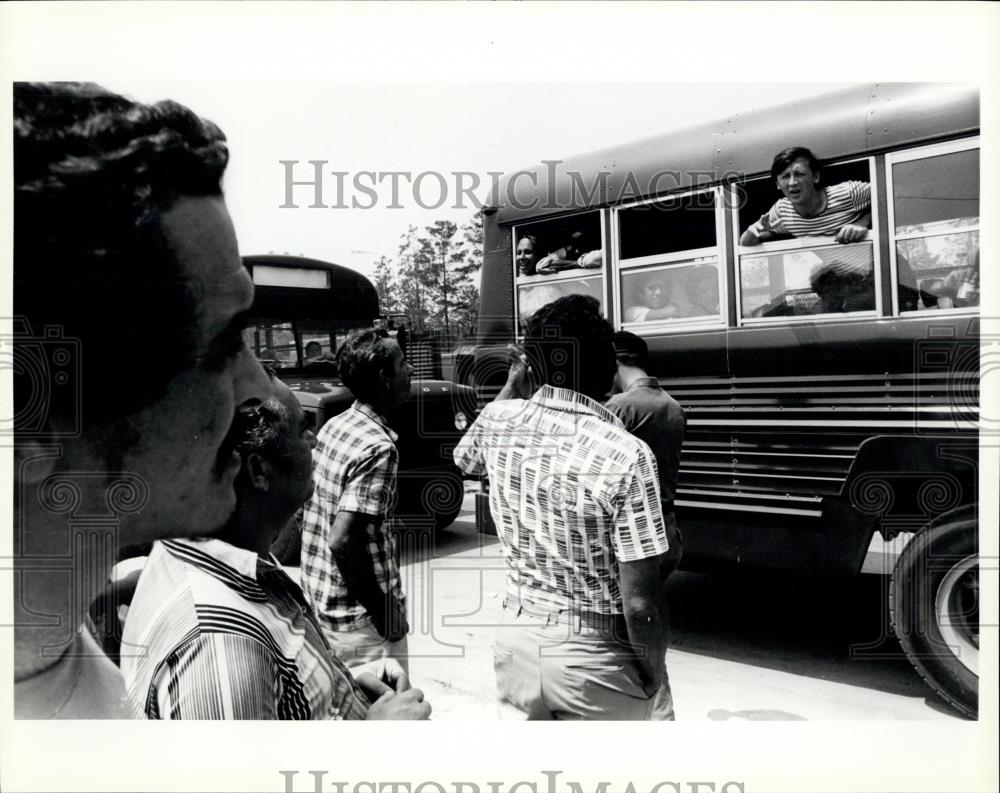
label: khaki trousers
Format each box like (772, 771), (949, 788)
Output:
(493, 600), (658, 720)
(320, 620), (410, 677)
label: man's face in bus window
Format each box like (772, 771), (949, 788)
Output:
(642, 278), (669, 309)
(119, 195), (271, 543)
(776, 157), (821, 208)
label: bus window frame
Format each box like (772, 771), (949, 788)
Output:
(885, 136), (980, 317)
(732, 155), (882, 326)
(511, 209), (609, 330)
(611, 185), (728, 334)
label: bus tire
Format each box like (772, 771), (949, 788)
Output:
(889, 514), (978, 719)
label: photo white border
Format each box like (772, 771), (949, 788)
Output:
(1, 2), (998, 792)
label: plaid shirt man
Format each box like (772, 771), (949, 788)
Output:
(121, 538), (370, 720)
(300, 401), (404, 633)
(454, 384), (669, 615)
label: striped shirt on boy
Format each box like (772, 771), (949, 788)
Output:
(760, 180), (871, 239)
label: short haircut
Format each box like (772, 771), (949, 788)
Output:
(523, 294), (615, 400)
(336, 328), (395, 404)
(234, 393), (293, 472)
(770, 146), (821, 181)
(612, 331), (649, 370)
(14, 82), (230, 439)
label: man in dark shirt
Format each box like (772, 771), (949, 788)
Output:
(606, 330), (686, 719)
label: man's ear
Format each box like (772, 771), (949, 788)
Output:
(244, 453), (271, 492)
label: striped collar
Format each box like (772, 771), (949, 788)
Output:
(530, 385), (623, 428)
(160, 537), (283, 589)
(351, 400), (398, 443)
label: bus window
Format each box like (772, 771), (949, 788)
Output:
(517, 275), (603, 321)
(514, 211), (604, 321)
(740, 241), (875, 319)
(616, 189), (723, 328)
(621, 261), (720, 323)
(737, 157), (872, 243)
(618, 193), (717, 260)
(890, 141), (979, 312)
(299, 320), (335, 365)
(245, 321), (297, 367)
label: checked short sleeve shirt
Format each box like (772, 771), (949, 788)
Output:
(300, 401), (404, 633)
(454, 385), (669, 614)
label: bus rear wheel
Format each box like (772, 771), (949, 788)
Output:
(890, 514), (978, 719)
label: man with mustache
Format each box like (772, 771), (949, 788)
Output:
(121, 378), (430, 719)
(12, 82), (272, 717)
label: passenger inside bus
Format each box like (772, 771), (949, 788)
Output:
(304, 340), (323, 362)
(624, 273), (681, 322)
(516, 234), (541, 276)
(535, 230), (603, 275)
(624, 265), (719, 323)
(740, 147), (871, 246)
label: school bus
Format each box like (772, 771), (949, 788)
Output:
(472, 83), (981, 717)
(243, 254), (476, 532)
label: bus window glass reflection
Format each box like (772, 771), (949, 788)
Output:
(622, 262), (720, 323)
(518, 276), (602, 321)
(892, 143), (980, 312)
(741, 243), (874, 318)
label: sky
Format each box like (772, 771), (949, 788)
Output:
(106, 81), (852, 279)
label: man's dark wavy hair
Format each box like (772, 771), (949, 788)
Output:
(612, 330), (649, 370)
(770, 146), (822, 181)
(523, 294), (615, 401)
(14, 82), (230, 442)
(336, 328), (395, 406)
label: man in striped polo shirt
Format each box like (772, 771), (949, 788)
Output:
(121, 377), (429, 720)
(300, 329), (414, 673)
(740, 146), (871, 245)
(455, 295), (672, 720)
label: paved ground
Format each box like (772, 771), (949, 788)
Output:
(394, 491), (964, 721)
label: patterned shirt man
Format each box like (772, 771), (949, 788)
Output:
(456, 385), (668, 613)
(300, 402), (406, 660)
(121, 538), (370, 720)
(754, 180), (871, 239)
(455, 384), (670, 719)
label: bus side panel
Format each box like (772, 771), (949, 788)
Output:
(709, 315), (979, 572)
(480, 219), (515, 339)
(474, 219), (516, 399)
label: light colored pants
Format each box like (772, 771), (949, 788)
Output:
(651, 662), (675, 720)
(493, 600), (658, 720)
(321, 621), (410, 677)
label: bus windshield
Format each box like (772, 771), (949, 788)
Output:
(241, 255), (381, 371)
